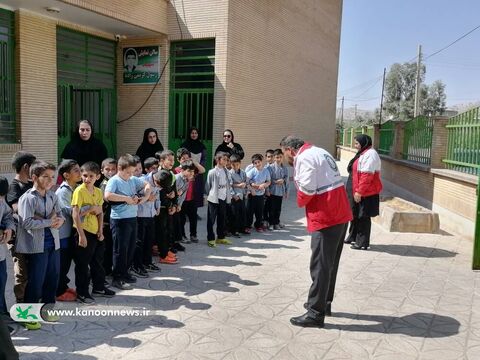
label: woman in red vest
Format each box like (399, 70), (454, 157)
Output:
(344, 134), (382, 250)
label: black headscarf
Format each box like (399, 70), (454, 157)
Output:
(136, 128), (164, 164)
(181, 127), (206, 154)
(214, 129), (245, 160)
(61, 120), (108, 167)
(347, 134), (372, 173)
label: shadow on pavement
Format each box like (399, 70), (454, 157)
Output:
(327, 312), (460, 338)
(367, 244), (457, 258)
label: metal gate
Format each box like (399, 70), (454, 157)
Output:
(169, 39), (215, 168)
(57, 27), (116, 158)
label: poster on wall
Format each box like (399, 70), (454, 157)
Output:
(123, 46), (160, 84)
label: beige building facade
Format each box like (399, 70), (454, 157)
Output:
(0, 0), (342, 173)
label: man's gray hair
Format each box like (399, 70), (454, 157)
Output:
(280, 135), (305, 150)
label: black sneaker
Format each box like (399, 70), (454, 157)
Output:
(131, 267), (148, 278)
(173, 243), (186, 252)
(180, 236), (191, 244)
(170, 247), (178, 254)
(145, 263), (161, 272)
(77, 294), (96, 305)
(112, 279), (132, 290)
(123, 273), (137, 283)
(190, 236), (199, 243)
(232, 232), (241, 238)
(92, 288), (116, 298)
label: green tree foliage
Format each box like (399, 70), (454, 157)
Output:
(384, 62), (446, 120)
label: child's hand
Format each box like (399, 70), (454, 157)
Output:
(97, 232), (104, 241)
(156, 208), (161, 216)
(168, 207), (176, 215)
(233, 195), (240, 201)
(276, 179), (284, 185)
(238, 182), (246, 189)
(148, 193), (156, 202)
(78, 235), (87, 248)
(167, 191), (175, 199)
(176, 205), (181, 212)
(91, 206), (102, 215)
(0, 229), (12, 244)
(125, 196), (136, 205)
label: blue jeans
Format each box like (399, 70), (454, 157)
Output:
(111, 218), (137, 281)
(0, 260), (7, 314)
(24, 247), (60, 304)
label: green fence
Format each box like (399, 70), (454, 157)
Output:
(365, 126), (374, 140)
(402, 115), (434, 164)
(444, 107), (480, 175)
(344, 128), (352, 147)
(339, 129), (344, 145)
(378, 121), (395, 155)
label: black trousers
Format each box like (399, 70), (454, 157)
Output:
(0, 317), (18, 360)
(269, 195), (283, 226)
(136, 217), (155, 268)
(111, 218), (137, 281)
(247, 194), (264, 228)
(263, 195), (272, 224)
(346, 217), (372, 248)
(231, 198), (246, 233)
(102, 225), (113, 276)
(306, 222), (347, 317)
(57, 236), (75, 296)
(74, 231), (106, 296)
(157, 208), (173, 258)
(181, 200), (198, 237)
(207, 200), (226, 241)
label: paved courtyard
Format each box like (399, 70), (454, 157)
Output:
(6, 188), (480, 359)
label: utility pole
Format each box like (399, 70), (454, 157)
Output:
(340, 96), (344, 128)
(414, 45), (422, 117)
(379, 67), (386, 129)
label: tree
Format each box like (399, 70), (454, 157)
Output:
(383, 62), (446, 120)
(422, 80), (447, 116)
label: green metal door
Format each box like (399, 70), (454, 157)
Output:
(56, 27), (116, 159)
(169, 40), (215, 169)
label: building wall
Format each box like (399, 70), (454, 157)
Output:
(166, 0), (229, 151)
(58, 0), (168, 34)
(16, 10), (58, 164)
(225, 0), (343, 161)
(116, 36), (168, 156)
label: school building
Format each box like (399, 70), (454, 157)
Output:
(0, 0), (342, 173)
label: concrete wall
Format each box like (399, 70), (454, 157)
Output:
(58, 0), (168, 34)
(338, 146), (477, 239)
(225, 0), (343, 162)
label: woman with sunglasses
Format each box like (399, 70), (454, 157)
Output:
(214, 129), (245, 161)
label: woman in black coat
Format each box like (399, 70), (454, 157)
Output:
(136, 128), (164, 168)
(214, 129), (244, 160)
(61, 119), (108, 167)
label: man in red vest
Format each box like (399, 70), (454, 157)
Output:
(280, 135), (352, 328)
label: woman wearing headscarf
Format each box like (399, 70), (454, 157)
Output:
(61, 119), (108, 167)
(180, 127), (207, 209)
(344, 134), (382, 250)
(214, 129), (244, 160)
(136, 128), (164, 168)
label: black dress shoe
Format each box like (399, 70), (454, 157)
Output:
(343, 239), (353, 244)
(290, 312), (325, 328)
(351, 244), (368, 250)
(303, 302), (332, 316)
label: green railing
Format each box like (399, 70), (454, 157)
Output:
(345, 128), (352, 147)
(444, 107), (480, 175)
(338, 129), (344, 145)
(378, 121), (395, 155)
(402, 115), (434, 164)
(365, 126), (374, 140)
(353, 127), (363, 139)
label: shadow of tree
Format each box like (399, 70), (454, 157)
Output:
(327, 312), (460, 338)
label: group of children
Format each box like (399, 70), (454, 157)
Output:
(0, 146), (289, 331)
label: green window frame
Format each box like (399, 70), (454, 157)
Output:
(0, 9), (15, 143)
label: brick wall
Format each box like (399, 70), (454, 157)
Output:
(16, 10), (57, 164)
(116, 36), (168, 156)
(167, 0), (229, 151)
(225, 0), (342, 161)
(58, 0), (168, 34)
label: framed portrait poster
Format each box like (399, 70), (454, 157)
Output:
(123, 46), (160, 84)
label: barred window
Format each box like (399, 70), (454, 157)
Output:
(0, 9), (15, 143)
